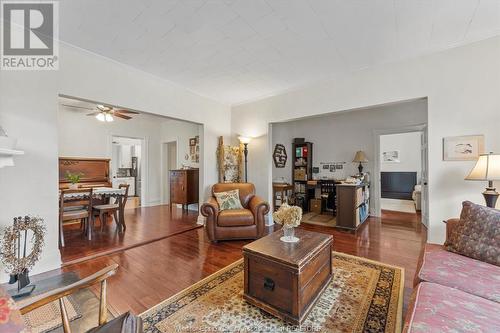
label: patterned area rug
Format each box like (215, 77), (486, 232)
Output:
(302, 212), (337, 227)
(141, 252), (404, 333)
(22, 295), (81, 333)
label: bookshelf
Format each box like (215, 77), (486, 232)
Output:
(292, 141), (313, 212)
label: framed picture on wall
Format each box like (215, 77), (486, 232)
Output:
(382, 150), (400, 163)
(189, 138), (196, 146)
(443, 135), (485, 161)
(322, 164), (329, 169)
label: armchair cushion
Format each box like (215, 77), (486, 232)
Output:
(218, 209), (254, 227)
(445, 201), (500, 266)
(212, 183), (255, 208)
(214, 189), (244, 211)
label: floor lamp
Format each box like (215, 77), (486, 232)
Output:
(465, 153), (500, 208)
(239, 136), (251, 183)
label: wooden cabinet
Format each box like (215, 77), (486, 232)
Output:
(336, 183), (369, 230)
(169, 169), (199, 210)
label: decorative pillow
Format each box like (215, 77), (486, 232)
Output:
(214, 189), (243, 211)
(445, 201), (500, 266)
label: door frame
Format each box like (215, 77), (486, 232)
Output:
(109, 134), (147, 207)
(372, 124), (428, 220)
(160, 140), (178, 205)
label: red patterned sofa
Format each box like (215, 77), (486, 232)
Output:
(404, 216), (500, 332)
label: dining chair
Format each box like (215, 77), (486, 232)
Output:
(59, 188), (94, 247)
(93, 184), (129, 232)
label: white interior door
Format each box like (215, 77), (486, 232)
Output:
(420, 128), (429, 227)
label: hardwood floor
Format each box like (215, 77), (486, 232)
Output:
(60, 205), (200, 265)
(58, 207), (426, 317)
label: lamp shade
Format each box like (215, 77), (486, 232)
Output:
(465, 153), (500, 181)
(353, 151), (368, 163)
(239, 136), (252, 144)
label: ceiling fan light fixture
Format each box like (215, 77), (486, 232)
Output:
(96, 113), (106, 122)
(105, 113), (114, 122)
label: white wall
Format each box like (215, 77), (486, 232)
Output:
(380, 132), (422, 183)
(0, 70), (60, 282)
(272, 101), (427, 191)
(0, 43), (230, 281)
(232, 36), (500, 244)
(58, 108), (200, 206)
(161, 119), (201, 169)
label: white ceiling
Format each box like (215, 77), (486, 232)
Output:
(59, 0), (500, 105)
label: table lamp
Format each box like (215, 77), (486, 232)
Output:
(353, 151), (368, 174)
(465, 152), (500, 208)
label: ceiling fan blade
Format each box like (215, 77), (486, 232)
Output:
(61, 104), (95, 111)
(114, 113), (132, 120)
(86, 112), (101, 116)
(114, 109), (139, 114)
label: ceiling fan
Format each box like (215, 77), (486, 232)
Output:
(61, 103), (139, 122)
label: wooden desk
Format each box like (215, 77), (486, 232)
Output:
(272, 183), (294, 211)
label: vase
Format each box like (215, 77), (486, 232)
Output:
(69, 183), (79, 190)
(280, 225), (299, 243)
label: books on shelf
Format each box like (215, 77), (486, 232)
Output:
(294, 183), (306, 193)
(295, 146), (309, 158)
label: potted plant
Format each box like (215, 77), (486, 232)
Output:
(273, 203), (302, 243)
(66, 171), (83, 189)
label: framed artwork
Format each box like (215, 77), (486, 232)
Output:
(329, 164), (335, 172)
(382, 151), (400, 163)
(216, 136), (243, 183)
(443, 135), (485, 161)
(189, 138), (196, 146)
(322, 164), (329, 170)
(273, 144), (287, 168)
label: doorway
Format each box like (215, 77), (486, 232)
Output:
(374, 126), (428, 226)
(111, 135), (145, 208)
(161, 141), (177, 204)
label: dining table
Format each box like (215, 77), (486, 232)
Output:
(60, 187), (127, 239)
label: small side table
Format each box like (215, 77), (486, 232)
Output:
(272, 183), (294, 211)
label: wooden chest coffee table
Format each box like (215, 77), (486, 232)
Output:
(243, 228), (333, 325)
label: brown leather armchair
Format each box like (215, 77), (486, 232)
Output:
(201, 183), (270, 242)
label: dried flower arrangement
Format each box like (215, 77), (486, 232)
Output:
(1, 216), (45, 275)
(272, 203), (302, 227)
